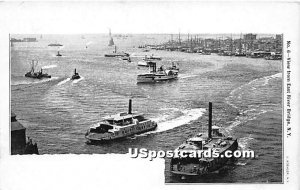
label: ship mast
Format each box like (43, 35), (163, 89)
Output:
(208, 102), (212, 139)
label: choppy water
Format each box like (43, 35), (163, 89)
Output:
(11, 34), (282, 183)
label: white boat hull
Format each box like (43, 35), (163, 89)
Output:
(85, 120), (157, 142)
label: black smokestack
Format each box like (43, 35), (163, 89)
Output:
(208, 102), (212, 138)
(128, 99), (132, 114)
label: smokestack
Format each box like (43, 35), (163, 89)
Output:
(128, 99), (132, 114)
(208, 102), (212, 138)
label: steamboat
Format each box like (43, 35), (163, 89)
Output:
(137, 62), (178, 83)
(25, 60), (51, 79)
(85, 99), (157, 142)
(170, 102), (238, 179)
(104, 45), (130, 57)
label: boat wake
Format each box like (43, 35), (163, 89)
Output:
(138, 108), (206, 136)
(57, 78), (70, 86)
(42, 65), (57, 69)
(11, 77), (59, 86)
(179, 74), (198, 79)
(225, 72), (282, 131)
(238, 135), (255, 151)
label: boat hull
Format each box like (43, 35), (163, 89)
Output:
(170, 139), (238, 177)
(137, 74), (177, 83)
(85, 120), (157, 142)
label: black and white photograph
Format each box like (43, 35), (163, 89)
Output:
(1, 1), (300, 190)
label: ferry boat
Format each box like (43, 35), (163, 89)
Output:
(170, 102), (238, 179)
(85, 99), (157, 142)
(25, 60), (51, 79)
(104, 46), (130, 57)
(137, 62), (178, 83)
(71, 68), (80, 80)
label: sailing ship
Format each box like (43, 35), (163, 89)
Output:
(108, 28), (115, 46)
(170, 102), (238, 179)
(25, 60), (51, 79)
(137, 62), (178, 83)
(235, 34), (246, 56)
(85, 99), (157, 142)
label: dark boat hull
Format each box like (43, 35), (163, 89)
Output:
(25, 72), (51, 79)
(170, 139), (238, 177)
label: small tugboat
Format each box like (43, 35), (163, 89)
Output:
(170, 102), (238, 179)
(71, 68), (80, 80)
(104, 45), (130, 57)
(137, 62), (178, 83)
(25, 60), (51, 79)
(85, 99), (157, 142)
(56, 51), (62, 56)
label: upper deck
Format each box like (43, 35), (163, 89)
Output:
(90, 112), (149, 129)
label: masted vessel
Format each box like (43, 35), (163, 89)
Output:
(85, 99), (157, 142)
(170, 102), (238, 179)
(25, 60), (51, 79)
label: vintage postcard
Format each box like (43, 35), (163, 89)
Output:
(1, 1), (299, 190)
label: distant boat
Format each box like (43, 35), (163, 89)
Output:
(137, 60), (151, 67)
(48, 43), (63, 47)
(71, 69), (80, 80)
(25, 60), (51, 79)
(137, 62), (178, 83)
(108, 28), (115, 46)
(56, 51), (62, 56)
(104, 46), (129, 57)
(143, 54), (162, 61)
(120, 56), (131, 62)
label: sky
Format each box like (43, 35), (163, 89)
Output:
(0, 1), (298, 34)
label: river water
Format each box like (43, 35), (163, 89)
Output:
(11, 34), (282, 183)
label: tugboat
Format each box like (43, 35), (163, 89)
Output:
(25, 60), (51, 79)
(85, 99), (157, 142)
(71, 68), (80, 80)
(170, 102), (238, 179)
(56, 51), (62, 56)
(137, 62), (178, 83)
(104, 45), (130, 57)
